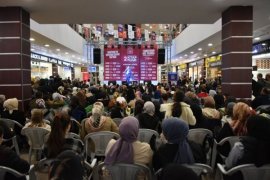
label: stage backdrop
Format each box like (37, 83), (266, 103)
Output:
(104, 46), (157, 81)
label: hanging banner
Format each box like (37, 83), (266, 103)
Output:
(104, 48), (122, 80)
(140, 47), (158, 80)
(121, 46), (140, 82)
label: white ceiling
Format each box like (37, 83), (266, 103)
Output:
(2, 0), (270, 65)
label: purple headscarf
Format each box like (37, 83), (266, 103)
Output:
(162, 117), (195, 164)
(104, 116), (139, 165)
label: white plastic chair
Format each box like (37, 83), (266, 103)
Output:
(138, 128), (160, 149)
(21, 127), (50, 164)
(211, 136), (241, 168)
(183, 163), (213, 177)
(112, 118), (122, 126)
(67, 132), (81, 139)
(0, 166), (26, 180)
(187, 128), (214, 166)
(217, 163), (270, 180)
(0, 118), (23, 155)
(29, 158), (56, 180)
(93, 162), (152, 180)
(84, 131), (120, 161)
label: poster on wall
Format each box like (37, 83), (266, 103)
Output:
(121, 46), (140, 82)
(140, 48), (158, 80)
(104, 48), (121, 80)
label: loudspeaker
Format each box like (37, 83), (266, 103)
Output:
(158, 48), (165, 64)
(93, 48), (101, 64)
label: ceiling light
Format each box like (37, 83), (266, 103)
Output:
(204, 54), (207, 57)
(65, 52), (69, 55)
(219, 54), (222, 56)
(254, 37), (260, 40)
(262, 43), (267, 46)
(179, 56), (182, 59)
(198, 48), (202, 51)
(31, 48), (35, 51)
(145, 24), (149, 26)
(72, 55), (75, 58)
(208, 43), (213, 47)
(190, 51), (194, 54)
(44, 44), (50, 47)
(56, 49), (60, 51)
(184, 54), (188, 57)
(197, 57), (201, 59)
(150, 26), (152, 29)
(30, 38), (35, 41)
(212, 51), (216, 54)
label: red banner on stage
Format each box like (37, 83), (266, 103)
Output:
(104, 48), (121, 80)
(121, 46), (140, 81)
(140, 48), (158, 80)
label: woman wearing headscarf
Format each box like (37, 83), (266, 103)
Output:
(105, 116), (153, 165)
(80, 102), (119, 139)
(225, 115), (270, 180)
(153, 117), (194, 171)
(137, 101), (159, 131)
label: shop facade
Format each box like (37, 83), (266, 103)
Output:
(188, 59), (204, 81)
(31, 53), (74, 80)
(205, 55), (222, 79)
(177, 63), (188, 78)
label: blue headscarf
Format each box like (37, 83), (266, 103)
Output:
(162, 117), (194, 164)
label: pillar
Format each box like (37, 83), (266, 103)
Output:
(0, 7), (31, 111)
(221, 6), (253, 99)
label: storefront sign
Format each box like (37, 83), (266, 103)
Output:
(31, 53), (73, 67)
(253, 40), (270, 55)
(197, 60), (204, 66)
(49, 58), (58, 64)
(205, 55), (222, 68)
(62, 61), (71, 67)
(81, 67), (88, 72)
(57, 60), (62, 65)
(31, 53), (48, 62)
(189, 62), (197, 67)
(179, 64), (187, 69)
(209, 61), (222, 67)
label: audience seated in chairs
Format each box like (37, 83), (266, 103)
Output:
(153, 117), (194, 171)
(43, 112), (83, 158)
(105, 116), (153, 166)
(137, 101), (159, 131)
(80, 102), (118, 139)
(49, 150), (84, 180)
(23, 109), (51, 131)
(224, 115), (270, 180)
(0, 127), (30, 179)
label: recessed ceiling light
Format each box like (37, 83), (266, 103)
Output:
(56, 49), (60, 51)
(77, 57), (81, 60)
(254, 37), (260, 40)
(262, 43), (267, 46)
(179, 56), (182, 59)
(190, 51), (194, 54)
(72, 55), (75, 58)
(204, 54), (207, 57)
(65, 52), (69, 55)
(30, 38), (35, 41)
(184, 54), (188, 57)
(198, 57), (201, 59)
(150, 26), (152, 29)
(208, 43), (213, 47)
(145, 24), (149, 26)
(219, 54), (222, 56)
(198, 48), (202, 51)
(212, 51), (216, 54)
(31, 48), (35, 51)
(44, 44), (50, 47)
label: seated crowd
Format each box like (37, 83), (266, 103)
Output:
(0, 75), (270, 180)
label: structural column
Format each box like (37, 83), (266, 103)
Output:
(222, 6), (253, 99)
(0, 7), (31, 111)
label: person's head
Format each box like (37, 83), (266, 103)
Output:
(3, 98), (18, 112)
(36, 98), (46, 109)
(104, 116), (139, 165)
(0, 95), (6, 105)
(135, 91), (142, 100)
(226, 102), (236, 117)
(266, 73), (270, 81)
(35, 91), (43, 99)
(47, 112), (71, 158)
(246, 115), (270, 166)
(199, 84), (207, 92)
(152, 100), (161, 114)
(161, 93), (168, 102)
(162, 118), (194, 164)
(0, 127), (3, 145)
(214, 94), (225, 109)
(261, 87), (270, 96)
(93, 102), (104, 112)
(209, 90), (217, 97)
(162, 118), (189, 144)
(113, 91), (119, 99)
(30, 109), (44, 126)
(69, 96), (80, 109)
(203, 96), (215, 108)
(134, 99), (144, 116)
(231, 102), (251, 136)
(143, 101), (155, 116)
(49, 151), (84, 180)
(158, 164), (199, 180)
(173, 90), (185, 103)
(91, 105), (103, 128)
(257, 73), (263, 80)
